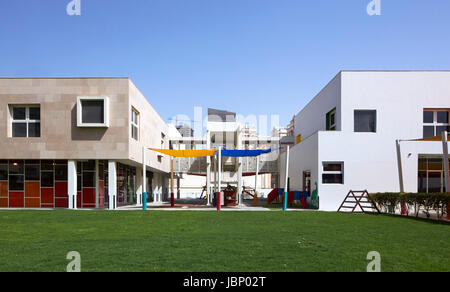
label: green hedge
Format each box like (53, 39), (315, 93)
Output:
(371, 193), (450, 219)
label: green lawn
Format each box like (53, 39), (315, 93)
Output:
(0, 210), (448, 272)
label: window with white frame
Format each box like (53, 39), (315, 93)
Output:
(423, 110), (450, 138)
(10, 105), (41, 138)
(77, 97), (109, 127)
(131, 108), (140, 141)
(322, 162), (344, 184)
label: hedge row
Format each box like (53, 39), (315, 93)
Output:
(370, 193), (450, 219)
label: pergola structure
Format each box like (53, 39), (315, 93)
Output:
(145, 148), (280, 211)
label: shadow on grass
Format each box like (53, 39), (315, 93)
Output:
(379, 213), (450, 226)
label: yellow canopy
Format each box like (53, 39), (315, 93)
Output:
(410, 135), (450, 142)
(149, 149), (217, 158)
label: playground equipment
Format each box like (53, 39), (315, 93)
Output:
(148, 147), (279, 211)
(267, 183), (319, 210)
(223, 185), (237, 207)
(242, 186), (258, 207)
(338, 190), (380, 214)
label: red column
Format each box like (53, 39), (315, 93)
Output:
(171, 192), (175, 207)
(401, 199), (407, 215)
(217, 192), (221, 211)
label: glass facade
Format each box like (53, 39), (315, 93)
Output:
(418, 156), (450, 193)
(0, 159), (141, 209)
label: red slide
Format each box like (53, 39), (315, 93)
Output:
(267, 188), (280, 204)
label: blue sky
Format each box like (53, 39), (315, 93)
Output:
(1, 0), (450, 130)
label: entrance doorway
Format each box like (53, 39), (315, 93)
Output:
(303, 171), (311, 196)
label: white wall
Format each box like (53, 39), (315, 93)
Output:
(293, 73), (341, 139)
(280, 132), (319, 193)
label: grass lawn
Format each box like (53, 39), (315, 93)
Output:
(0, 210), (448, 272)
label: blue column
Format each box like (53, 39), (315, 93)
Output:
(143, 192), (147, 211)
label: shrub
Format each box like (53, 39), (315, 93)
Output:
(371, 193), (450, 219)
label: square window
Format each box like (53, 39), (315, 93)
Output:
(354, 110), (377, 133)
(55, 165), (68, 181)
(13, 107), (26, 120)
(81, 100), (104, 124)
(28, 123), (41, 138)
(83, 172), (95, 188)
(9, 175), (24, 191)
(12, 123), (27, 137)
(10, 106), (41, 138)
(41, 171), (54, 187)
(9, 160), (24, 175)
(423, 111), (434, 123)
(77, 97), (109, 127)
(29, 107), (40, 120)
(322, 162), (344, 184)
(25, 165), (40, 181)
(423, 126), (435, 138)
(41, 160), (54, 171)
(436, 126), (450, 136)
(437, 111), (449, 124)
(83, 161), (95, 171)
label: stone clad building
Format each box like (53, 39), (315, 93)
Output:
(0, 78), (170, 209)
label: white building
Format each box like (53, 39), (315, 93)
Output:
(280, 71), (450, 211)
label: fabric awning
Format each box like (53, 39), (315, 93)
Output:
(221, 148), (278, 157)
(149, 149), (217, 157)
(409, 135), (450, 142)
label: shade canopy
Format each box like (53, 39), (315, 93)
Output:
(409, 135), (450, 142)
(221, 148), (278, 157)
(149, 149), (217, 157)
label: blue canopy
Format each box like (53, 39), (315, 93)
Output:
(220, 148), (278, 157)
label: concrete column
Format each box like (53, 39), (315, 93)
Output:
(254, 156), (260, 207)
(95, 160), (99, 209)
(206, 130), (211, 205)
(108, 161), (117, 210)
(136, 166), (143, 206)
(237, 128), (243, 205)
(443, 132), (449, 192)
(68, 160), (77, 210)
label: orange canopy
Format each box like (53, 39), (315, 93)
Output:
(149, 149), (217, 158)
(410, 135), (450, 142)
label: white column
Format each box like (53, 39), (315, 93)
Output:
(443, 131), (449, 192)
(68, 160), (77, 210)
(237, 128), (243, 205)
(95, 160), (99, 209)
(255, 156), (260, 199)
(218, 146), (224, 206)
(285, 146), (290, 191)
(142, 146), (147, 208)
(108, 161), (117, 210)
(206, 130), (211, 205)
(396, 140), (405, 193)
(136, 166), (143, 206)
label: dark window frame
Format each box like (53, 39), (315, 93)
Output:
(354, 110), (377, 133)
